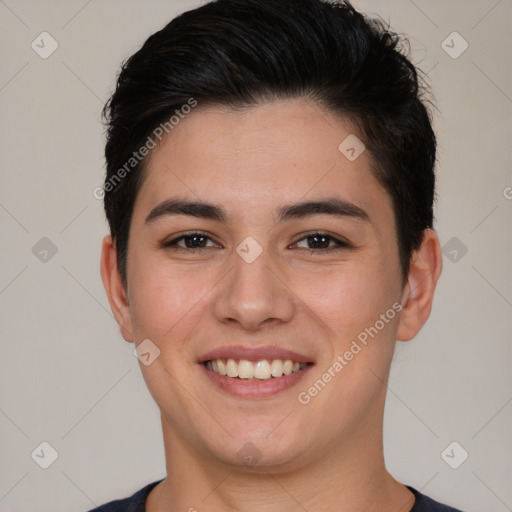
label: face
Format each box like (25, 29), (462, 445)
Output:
(106, 99), (414, 471)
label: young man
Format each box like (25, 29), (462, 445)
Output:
(93, 0), (463, 510)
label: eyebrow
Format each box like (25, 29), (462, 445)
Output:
(144, 197), (370, 224)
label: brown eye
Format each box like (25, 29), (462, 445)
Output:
(293, 232), (351, 252)
(162, 232), (220, 251)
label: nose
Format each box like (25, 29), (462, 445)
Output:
(212, 243), (296, 332)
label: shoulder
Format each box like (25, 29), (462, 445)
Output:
(86, 480), (163, 512)
(407, 486), (466, 512)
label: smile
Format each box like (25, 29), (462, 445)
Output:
(205, 358), (310, 380)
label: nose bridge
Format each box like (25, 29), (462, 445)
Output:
(213, 238), (295, 330)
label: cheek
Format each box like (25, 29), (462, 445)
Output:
(296, 263), (399, 434)
(301, 258), (397, 338)
(299, 250), (401, 407)
(127, 251), (204, 344)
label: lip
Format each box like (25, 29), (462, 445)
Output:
(198, 345), (314, 364)
(200, 362), (313, 399)
(198, 345), (314, 399)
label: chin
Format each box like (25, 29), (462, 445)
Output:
(203, 429), (311, 473)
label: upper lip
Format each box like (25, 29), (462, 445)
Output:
(199, 345), (314, 364)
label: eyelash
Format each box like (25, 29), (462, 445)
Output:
(161, 231), (352, 253)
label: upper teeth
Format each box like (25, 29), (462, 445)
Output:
(206, 358), (307, 380)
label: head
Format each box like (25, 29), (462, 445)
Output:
(100, 0), (442, 472)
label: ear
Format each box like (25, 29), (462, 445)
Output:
(100, 235), (134, 343)
(396, 229), (443, 342)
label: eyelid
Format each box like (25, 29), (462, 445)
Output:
(290, 231), (352, 250)
(161, 230), (221, 248)
(162, 230), (352, 252)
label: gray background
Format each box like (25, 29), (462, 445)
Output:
(0, 0), (511, 511)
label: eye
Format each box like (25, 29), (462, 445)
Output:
(292, 232), (351, 253)
(162, 231), (220, 251)
(161, 231), (352, 253)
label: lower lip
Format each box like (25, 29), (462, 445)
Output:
(200, 363), (313, 398)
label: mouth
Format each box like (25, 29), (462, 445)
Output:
(198, 346), (314, 398)
(204, 358), (311, 380)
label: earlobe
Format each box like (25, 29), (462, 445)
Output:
(100, 235), (134, 343)
(396, 229), (443, 342)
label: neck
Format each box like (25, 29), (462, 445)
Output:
(146, 402), (414, 512)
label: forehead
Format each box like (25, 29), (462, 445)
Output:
(137, 99), (392, 225)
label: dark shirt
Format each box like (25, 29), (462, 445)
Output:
(87, 480), (466, 511)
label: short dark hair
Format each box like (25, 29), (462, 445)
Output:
(102, 0), (437, 283)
